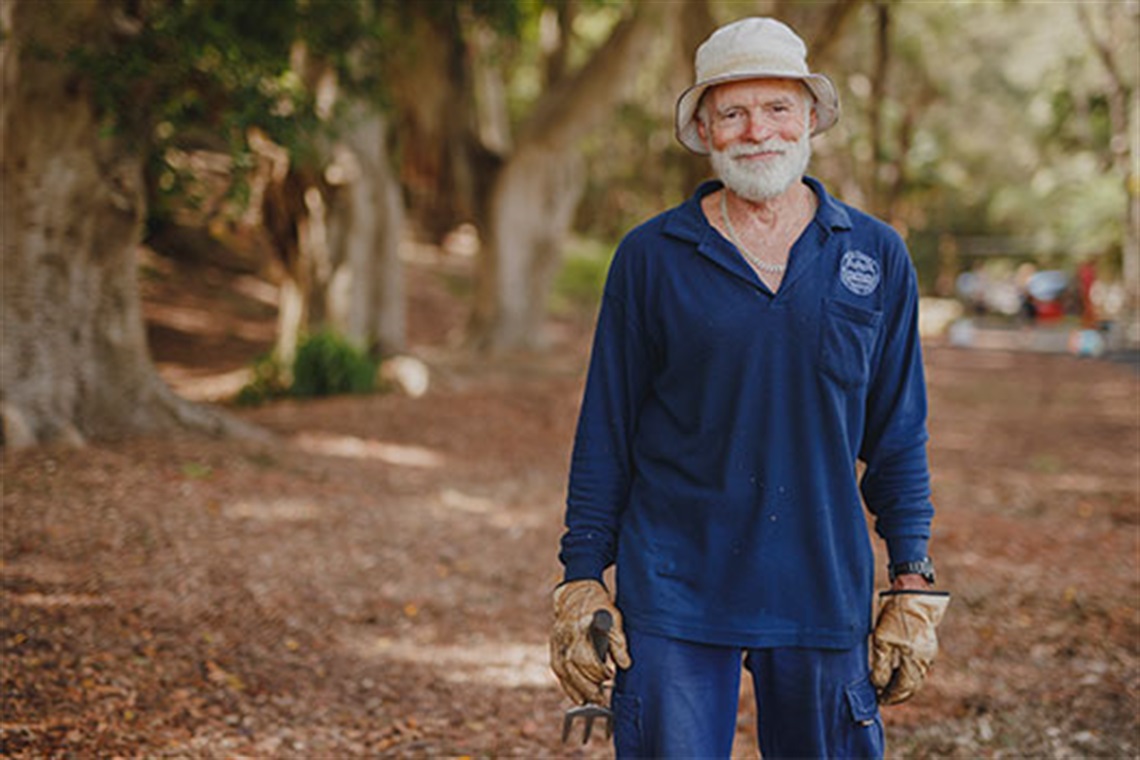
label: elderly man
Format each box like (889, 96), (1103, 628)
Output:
(547, 14), (948, 756)
(550, 16), (950, 759)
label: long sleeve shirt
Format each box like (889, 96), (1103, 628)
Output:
(559, 178), (934, 650)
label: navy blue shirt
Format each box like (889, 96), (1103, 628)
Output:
(560, 178), (934, 649)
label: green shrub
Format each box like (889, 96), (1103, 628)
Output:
(235, 331), (378, 404)
(290, 330), (377, 398)
(235, 352), (290, 406)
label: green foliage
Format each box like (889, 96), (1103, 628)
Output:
(550, 237), (614, 314)
(290, 330), (378, 398)
(467, 0), (529, 37)
(67, 0), (394, 236)
(236, 331), (378, 405)
(75, 0), (308, 143)
(235, 352), (291, 407)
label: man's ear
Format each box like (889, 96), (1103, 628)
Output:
(696, 118), (710, 149)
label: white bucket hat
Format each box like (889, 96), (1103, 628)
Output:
(675, 17), (840, 154)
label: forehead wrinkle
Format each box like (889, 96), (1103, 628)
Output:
(709, 80), (810, 111)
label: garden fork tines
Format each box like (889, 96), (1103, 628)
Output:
(561, 700), (614, 744)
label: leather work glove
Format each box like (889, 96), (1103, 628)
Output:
(870, 590), (951, 705)
(550, 579), (632, 705)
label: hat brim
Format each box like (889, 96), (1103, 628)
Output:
(675, 71), (839, 154)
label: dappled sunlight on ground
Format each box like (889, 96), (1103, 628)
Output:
(221, 497), (323, 523)
(435, 488), (546, 532)
(159, 367), (253, 402)
(291, 431), (444, 468)
(352, 634), (551, 689)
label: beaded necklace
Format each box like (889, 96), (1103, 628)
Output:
(719, 190), (788, 275)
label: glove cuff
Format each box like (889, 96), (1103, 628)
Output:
(552, 578), (609, 610)
(879, 589), (950, 599)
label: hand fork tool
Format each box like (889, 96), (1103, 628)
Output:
(561, 609), (616, 744)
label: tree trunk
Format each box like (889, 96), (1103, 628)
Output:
(674, 0), (717, 193)
(773, 0), (865, 68)
(389, 5), (480, 242)
(471, 145), (586, 351)
(868, 0), (890, 219)
(1078, 2), (1139, 317)
(260, 165), (315, 368)
(0, 0), (258, 447)
(261, 99), (405, 363)
(324, 107), (406, 355)
(470, 2), (679, 352)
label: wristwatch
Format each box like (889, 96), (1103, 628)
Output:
(888, 556), (936, 585)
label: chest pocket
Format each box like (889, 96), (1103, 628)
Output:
(819, 298), (882, 388)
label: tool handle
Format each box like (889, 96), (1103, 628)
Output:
(588, 609), (613, 663)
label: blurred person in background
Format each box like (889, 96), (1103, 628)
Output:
(550, 17), (949, 759)
(1077, 257), (1098, 329)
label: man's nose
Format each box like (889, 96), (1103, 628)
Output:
(744, 112), (774, 142)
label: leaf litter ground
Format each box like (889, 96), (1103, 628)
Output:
(2, 253), (1137, 758)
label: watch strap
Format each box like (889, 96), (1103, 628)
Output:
(888, 557), (936, 584)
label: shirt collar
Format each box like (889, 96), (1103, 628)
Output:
(662, 175), (853, 243)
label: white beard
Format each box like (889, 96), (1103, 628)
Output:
(710, 124), (812, 202)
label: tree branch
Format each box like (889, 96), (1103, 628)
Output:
(519, 2), (678, 151)
(1077, 3), (1131, 159)
(810, 0), (865, 67)
(1077, 3), (1127, 97)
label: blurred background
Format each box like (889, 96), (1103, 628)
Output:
(2, 1), (1138, 757)
(4, 0), (1138, 425)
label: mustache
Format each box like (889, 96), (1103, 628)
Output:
(725, 139), (798, 159)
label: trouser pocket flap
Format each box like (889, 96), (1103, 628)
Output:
(845, 678), (879, 726)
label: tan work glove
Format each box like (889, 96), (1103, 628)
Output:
(870, 590), (951, 705)
(550, 579), (632, 705)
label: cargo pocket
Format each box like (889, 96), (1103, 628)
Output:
(819, 299), (882, 388)
(611, 692), (643, 758)
(844, 677), (885, 759)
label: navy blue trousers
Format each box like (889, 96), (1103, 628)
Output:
(612, 628), (884, 759)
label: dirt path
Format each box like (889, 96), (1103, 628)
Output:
(2, 258), (1137, 757)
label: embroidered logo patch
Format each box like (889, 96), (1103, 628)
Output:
(839, 250), (880, 296)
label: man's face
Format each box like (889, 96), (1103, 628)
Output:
(698, 78), (816, 202)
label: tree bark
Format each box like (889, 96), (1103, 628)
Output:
(674, 0), (718, 193)
(470, 144), (586, 351)
(259, 162), (314, 368)
(0, 0), (259, 447)
(772, 0), (864, 68)
(259, 102), (405, 363)
(324, 107), (406, 356)
(1078, 2), (1139, 315)
(470, 2), (679, 352)
(868, 0), (890, 219)
(389, 5), (481, 242)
